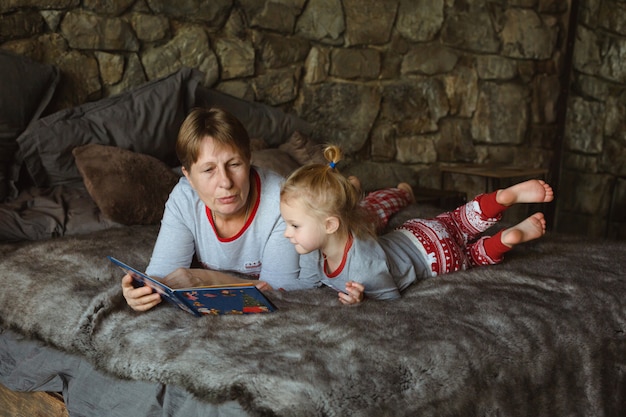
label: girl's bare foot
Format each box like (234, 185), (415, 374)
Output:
(496, 179), (554, 206)
(501, 212), (546, 248)
(397, 182), (416, 203)
(348, 176), (362, 194)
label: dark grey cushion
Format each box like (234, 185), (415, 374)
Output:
(0, 50), (60, 201)
(15, 67), (203, 188)
(195, 86), (312, 147)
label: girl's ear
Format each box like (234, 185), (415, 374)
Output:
(325, 216), (340, 234)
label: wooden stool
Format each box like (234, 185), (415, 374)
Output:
(439, 164), (550, 223)
(414, 187), (467, 210)
(440, 164), (548, 193)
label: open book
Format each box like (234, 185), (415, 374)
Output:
(108, 256), (277, 317)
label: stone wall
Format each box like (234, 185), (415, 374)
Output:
(1, 0), (623, 239)
(557, 0), (626, 239)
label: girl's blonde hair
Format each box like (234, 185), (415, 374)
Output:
(281, 145), (376, 240)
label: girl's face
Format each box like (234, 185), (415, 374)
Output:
(183, 136), (251, 218)
(280, 198), (328, 255)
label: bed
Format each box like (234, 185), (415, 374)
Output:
(1, 52), (625, 417)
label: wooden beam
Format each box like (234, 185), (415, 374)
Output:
(0, 383), (68, 417)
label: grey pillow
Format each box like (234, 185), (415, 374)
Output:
(15, 67), (203, 188)
(0, 50), (60, 201)
(195, 86), (312, 147)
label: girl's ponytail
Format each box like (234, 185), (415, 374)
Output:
(324, 145), (342, 170)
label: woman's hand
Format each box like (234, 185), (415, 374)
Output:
(121, 274), (162, 311)
(254, 280), (273, 292)
(338, 281), (365, 305)
(163, 268), (273, 290)
(122, 268), (272, 312)
(161, 268), (204, 288)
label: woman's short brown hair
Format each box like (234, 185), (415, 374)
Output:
(176, 107), (251, 171)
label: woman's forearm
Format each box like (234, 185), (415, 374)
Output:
(162, 267), (262, 289)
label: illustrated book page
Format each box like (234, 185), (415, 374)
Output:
(108, 256), (277, 316)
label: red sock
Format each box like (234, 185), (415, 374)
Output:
(482, 229), (511, 262)
(477, 191), (508, 219)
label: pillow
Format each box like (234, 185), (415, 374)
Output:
(278, 130), (326, 166)
(15, 67), (202, 188)
(251, 148), (301, 177)
(0, 50), (60, 201)
(195, 86), (312, 147)
(250, 137), (269, 151)
(73, 144), (180, 225)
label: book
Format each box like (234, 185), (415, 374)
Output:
(108, 256), (277, 317)
(321, 280), (348, 295)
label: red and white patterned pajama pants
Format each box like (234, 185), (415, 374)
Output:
(362, 188), (511, 276)
(360, 187), (413, 232)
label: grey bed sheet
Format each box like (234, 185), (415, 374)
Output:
(0, 327), (250, 417)
(0, 185), (121, 242)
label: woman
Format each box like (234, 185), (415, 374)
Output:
(122, 107), (314, 312)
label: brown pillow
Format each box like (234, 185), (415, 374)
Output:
(251, 148), (300, 177)
(73, 144), (180, 225)
(250, 137), (269, 151)
(278, 130), (326, 166)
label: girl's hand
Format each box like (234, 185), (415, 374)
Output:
(338, 281), (365, 305)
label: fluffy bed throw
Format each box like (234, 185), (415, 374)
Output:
(0, 224), (625, 417)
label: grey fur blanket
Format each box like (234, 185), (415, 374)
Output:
(0, 224), (625, 417)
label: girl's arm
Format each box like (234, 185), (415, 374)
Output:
(338, 281), (365, 305)
(259, 217), (318, 291)
(347, 260), (402, 301)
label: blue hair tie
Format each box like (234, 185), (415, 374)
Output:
(329, 161), (336, 169)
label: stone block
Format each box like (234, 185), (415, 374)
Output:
(396, 0), (444, 42)
(564, 96), (604, 154)
(141, 26), (219, 86)
(441, 10), (500, 53)
(471, 82), (528, 145)
(501, 8), (558, 59)
(295, 0), (344, 45)
(330, 48), (380, 80)
(343, 0), (397, 45)
(60, 11), (139, 51)
(0, 10), (44, 42)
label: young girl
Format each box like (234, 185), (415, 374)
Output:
(280, 145), (554, 304)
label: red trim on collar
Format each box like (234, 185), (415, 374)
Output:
(324, 233), (353, 278)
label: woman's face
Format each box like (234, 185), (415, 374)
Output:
(183, 136), (251, 218)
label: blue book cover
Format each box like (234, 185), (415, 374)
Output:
(108, 256), (277, 317)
